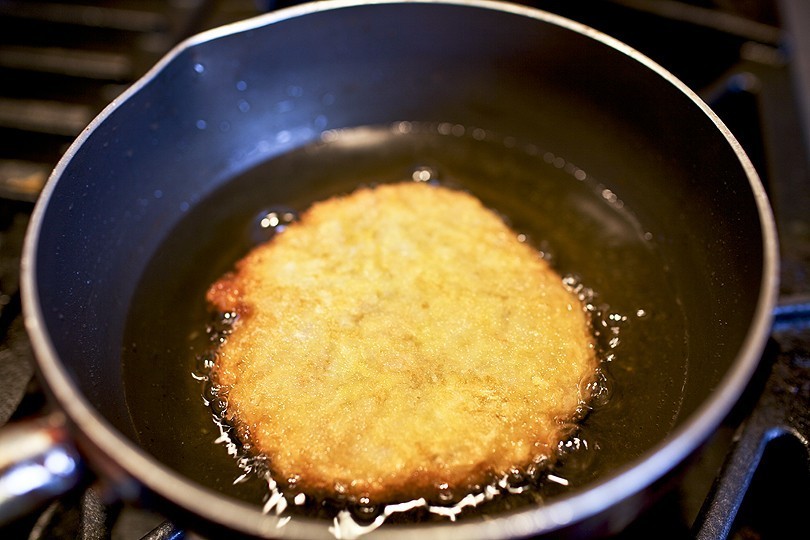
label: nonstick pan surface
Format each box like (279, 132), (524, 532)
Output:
(21, 1), (778, 538)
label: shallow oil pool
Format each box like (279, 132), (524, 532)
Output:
(122, 122), (687, 529)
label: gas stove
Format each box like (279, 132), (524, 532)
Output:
(0, 1), (807, 538)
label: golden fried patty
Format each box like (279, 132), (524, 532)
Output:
(207, 181), (596, 503)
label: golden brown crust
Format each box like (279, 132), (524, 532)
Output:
(208, 182), (596, 503)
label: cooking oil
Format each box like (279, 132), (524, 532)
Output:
(121, 121), (688, 534)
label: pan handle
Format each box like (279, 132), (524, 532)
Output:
(0, 412), (83, 524)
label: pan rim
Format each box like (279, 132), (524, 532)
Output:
(20, 0), (780, 537)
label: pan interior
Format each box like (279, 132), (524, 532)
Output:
(122, 122), (688, 519)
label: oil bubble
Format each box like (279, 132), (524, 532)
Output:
(411, 165), (438, 183)
(352, 497), (381, 523)
(584, 367), (613, 409)
(202, 380), (221, 407)
(211, 396), (228, 416)
(251, 207), (299, 245)
(195, 352), (215, 375)
(556, 435), (598, 474)
(437, 484), (455, 502)
(206, 311), (236, 344)
(562, 274), (595, 306)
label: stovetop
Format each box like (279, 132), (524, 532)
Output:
(0, 1), (808, 539)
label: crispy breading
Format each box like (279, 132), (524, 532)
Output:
(207, 181), (596, 503)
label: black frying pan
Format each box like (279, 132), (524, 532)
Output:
(15, 1), (777, 537)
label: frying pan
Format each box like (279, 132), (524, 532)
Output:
(9, 0), (777, 537)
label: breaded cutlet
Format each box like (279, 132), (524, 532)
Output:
(207, 181), (596, 504)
